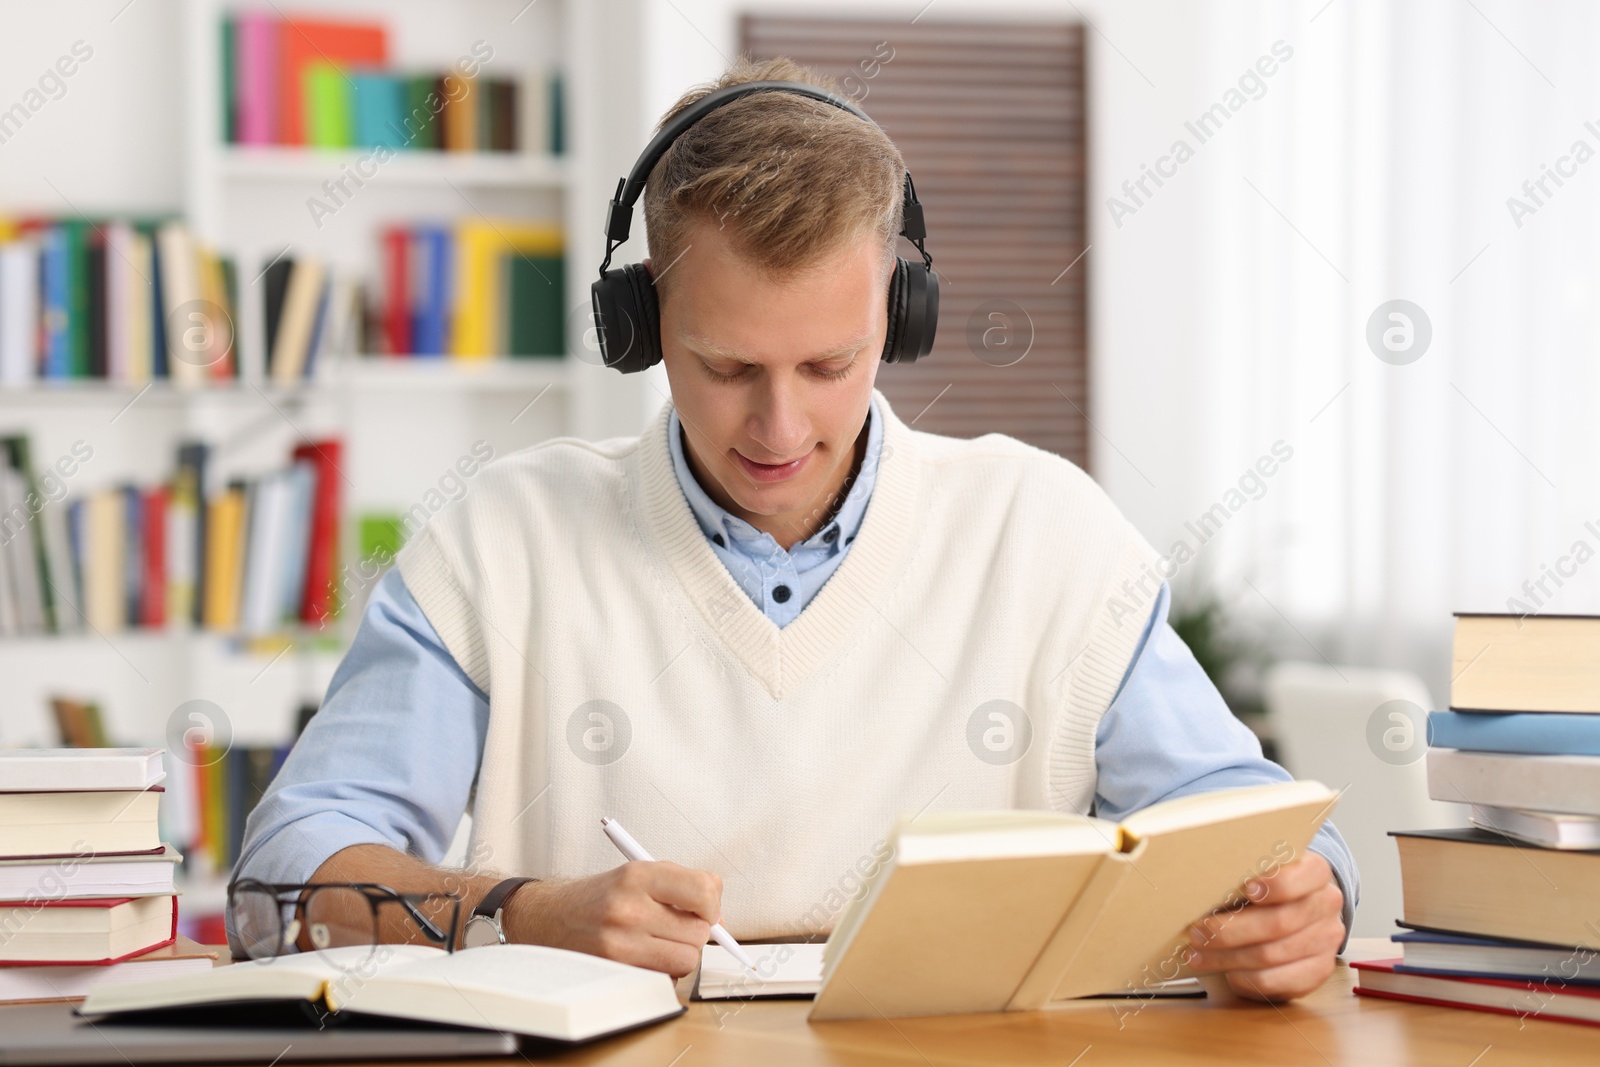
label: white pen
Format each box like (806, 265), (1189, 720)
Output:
(600, 816), (758, 971)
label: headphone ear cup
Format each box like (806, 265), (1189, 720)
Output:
(882, 257), (939, 364)
(589, 263), (662, 373)
(881, 258), (909, 363)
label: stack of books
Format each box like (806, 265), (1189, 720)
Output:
(0, 748), (216, 1005)
(377, 219), (564, 358)
(221, 13), (564, 155)
(1355, 613), (1600, 1028)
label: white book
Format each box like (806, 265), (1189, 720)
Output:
(239, 471), (290, 636)
(81, 943), (685, 1044)
(1469, 803), (1600, 849)
(521, 67), (551, 155)
(0, 844), (181, 899)
(105, 222), (134, 384)
(269, 258), (326, 383)
(0, 467), (45, 634)
(155, 222), (205, 389)
(694, 942), (826, 999)
(0, 239), (39, 386)
(123, 227), (156, 386)
(83, 489), (126, 633)
(0, 747), (166, 791)
(1428, 747), (1600, 816)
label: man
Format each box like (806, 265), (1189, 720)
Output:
(235, 56), (1356, 1002)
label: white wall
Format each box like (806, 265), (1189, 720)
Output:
(0, 0), (185, 214)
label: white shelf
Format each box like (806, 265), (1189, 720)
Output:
(213, 146), (569, 188)
(0, 358), (572, 401)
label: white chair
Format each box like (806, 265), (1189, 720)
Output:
(1261, 661), (1466, 939)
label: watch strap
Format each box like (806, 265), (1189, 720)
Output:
(472, 876), (536, 922)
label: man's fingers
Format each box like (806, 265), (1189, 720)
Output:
(628, 860), (723, 922)
(1223, 952), (1339, 1003)
(1243, 852), (1333, 905)
(1191, 880), (1343, 954)
(1187, 906), (1344, 974)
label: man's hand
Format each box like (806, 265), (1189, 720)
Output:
(1183, 852), (1345, 1002)
(507, 860), (721, 978)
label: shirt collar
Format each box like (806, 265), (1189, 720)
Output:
(666, 392), (883, 552)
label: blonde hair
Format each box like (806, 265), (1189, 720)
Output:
(643, 55), (906, 295)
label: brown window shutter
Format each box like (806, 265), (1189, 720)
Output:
(741, 16), (1090, 467)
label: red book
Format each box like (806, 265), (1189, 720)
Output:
(0, 894), (176, 965)
(140, 485), (167, 627)
(381, 225), (411, 355)
(277, 19), (387, 145)
(1352, 957), (1600, 1028)
(293, 439), (343, 626)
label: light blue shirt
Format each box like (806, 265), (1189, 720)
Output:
(234, 398), (1358, 948)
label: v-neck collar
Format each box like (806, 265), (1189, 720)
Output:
(634, 387), (921, 699)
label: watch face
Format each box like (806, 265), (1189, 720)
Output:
(462, 914), (501, 948)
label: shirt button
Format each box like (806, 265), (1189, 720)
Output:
(823, 527), (839, 544)
(712, 533), (725, 547)
(772, 585), (792, 603)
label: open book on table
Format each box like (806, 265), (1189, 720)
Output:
(810, 779), (1337, 1020)
(78, 943), (684, 1043)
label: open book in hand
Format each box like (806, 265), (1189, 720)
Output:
(810, 780), (1337, 1020)
(78, 943), (684, 1043)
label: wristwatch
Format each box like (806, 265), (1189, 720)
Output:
(462, 876), (537, 948)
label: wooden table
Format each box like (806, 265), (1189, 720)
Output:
(41, 938), (1597, 1065)
(429, 938), (1597, 1066)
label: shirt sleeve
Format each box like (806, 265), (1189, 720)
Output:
(1092, 582), (1361, 950)
(228, 565), (490, 953)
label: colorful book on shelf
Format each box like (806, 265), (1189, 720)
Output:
(380, 225), (411, 354)
(0, 894), (177, 966)
(294, 439), (343, 626)
(1353, 957), (1600, 1028)
(352, 71), (405, 149)
(276, 17), (387, 146)
(403, 75), (440, 150)
(235, 11), (278, 145)
(0, 236), (38, 386)
(0, 934), (217, 1006)
(411, 225), (451, 355)
(304, 61), (354, 148)
(450, 219), (563, 358)
(507, 250), (565, 357)
(49, 697), (109, 749)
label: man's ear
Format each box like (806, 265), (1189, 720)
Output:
(640, 258), (654, 281)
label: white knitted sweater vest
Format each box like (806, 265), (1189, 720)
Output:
(397, 387), (1161, 938)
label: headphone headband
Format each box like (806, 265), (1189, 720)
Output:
(604, 81), (876, 246)
(588, 78), (940, 373)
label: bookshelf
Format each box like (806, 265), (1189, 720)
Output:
(1, 0), (662, 933)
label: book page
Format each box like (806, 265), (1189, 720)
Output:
(79, 944), (444, 1015)
(696, 942), (825, 999)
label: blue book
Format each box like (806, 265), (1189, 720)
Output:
(1393, 927), (1600, 985)
(40, 227), (71, 380)
(412, 226), (451, 356)
(352, 73), (405, 150)
(1428, 709), (1600, 756)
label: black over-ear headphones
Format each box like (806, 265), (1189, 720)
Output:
(590, 80), (939, 374)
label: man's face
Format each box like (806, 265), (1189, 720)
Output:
(653, 218), (888, 549)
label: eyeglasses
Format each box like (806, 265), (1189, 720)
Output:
(227, 879), (462, 968)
